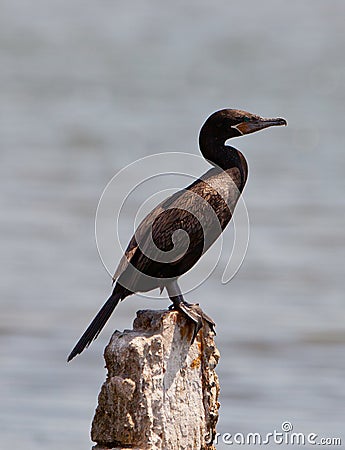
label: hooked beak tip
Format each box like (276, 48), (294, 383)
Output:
(276, 118), (287, 126)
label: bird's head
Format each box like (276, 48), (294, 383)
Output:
(200, 108), (287, 142)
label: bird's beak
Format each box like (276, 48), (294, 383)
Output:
(234, 117), (287, 135)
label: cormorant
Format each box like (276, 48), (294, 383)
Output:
(68, 108), (287, 361)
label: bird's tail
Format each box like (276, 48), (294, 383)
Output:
(67, 291), (122, 362)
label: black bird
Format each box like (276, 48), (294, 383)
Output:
(68, 108), (287, 361)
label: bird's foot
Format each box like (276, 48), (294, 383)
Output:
(170, 298), (216, 343)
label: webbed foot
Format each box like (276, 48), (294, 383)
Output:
(170, 297), (216, 343)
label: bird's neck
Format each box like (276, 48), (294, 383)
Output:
(199, 133), (241, 171)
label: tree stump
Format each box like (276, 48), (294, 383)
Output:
(91, 309), (220, 450)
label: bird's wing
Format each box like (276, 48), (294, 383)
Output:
(113, 166), (241, 283)
(112, 171), (211, 283)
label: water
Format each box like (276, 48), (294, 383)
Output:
(1, 1), (344, 448)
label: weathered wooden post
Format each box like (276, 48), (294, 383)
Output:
(91, 309), (220, 450)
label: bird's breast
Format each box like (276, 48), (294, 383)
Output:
(200, 167), (243, 213)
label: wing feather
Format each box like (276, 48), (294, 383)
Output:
(113, 166), (242, 283)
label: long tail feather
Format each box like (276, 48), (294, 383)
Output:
(67, 292), (121, 362)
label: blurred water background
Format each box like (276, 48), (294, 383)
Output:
(1, 1), (344, 448)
